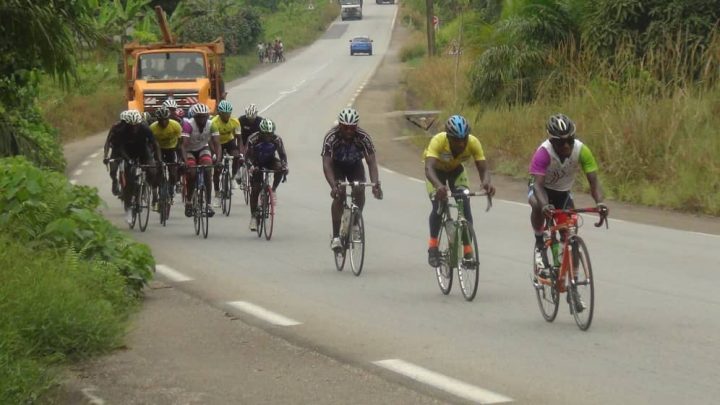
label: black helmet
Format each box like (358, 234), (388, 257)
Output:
(546, 114), (576, 138)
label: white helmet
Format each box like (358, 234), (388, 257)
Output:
(190, 103), (210, 116)
(245, 103), (258, 119)
(163, 98), (178, 109)
(123, 109), (143, 125)
(338, 107), (359, 125)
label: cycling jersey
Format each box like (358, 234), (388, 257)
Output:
(529, 139), (598, 192)
(150, 120), (182, 149)
(181, 118), (217, 152)
(246, 133), (287, 167)
(320, 126), (375, 165)
(423, 132), (485, 172)
(211, 116), (241, 145)
(110, 123), (156, 161)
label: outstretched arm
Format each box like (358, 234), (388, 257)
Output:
(474, 159), (495, 196)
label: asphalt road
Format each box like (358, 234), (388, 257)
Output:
(65, 4), (720, 404)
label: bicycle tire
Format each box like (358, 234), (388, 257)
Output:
(334, 239), (347, 271)
(241, 166), (250, 205)
(263, 187), (274, 240)
(159, 177), (169, 226)
(221, 169), (232, 216)
(128, 195), (137, 229)
(435, 221), (453, 295)
(457, 223), (480, 301)
(349, 209), (365, 276)
(199, 188), (209, 239)
(256, 192), (264, 238)
(193, 190), (201, 235)
(138, 180), (150, 232)
(534, 249), (559, 322)
(568, 236), (594, 331)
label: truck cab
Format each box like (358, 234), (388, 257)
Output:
(340, 0), (363, 21)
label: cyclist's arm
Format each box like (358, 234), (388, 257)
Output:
(322, 154), (336, 189)
(364, 152), (380, 185)
(586, 171), (604, 205)
(579, 144), (604, 204)
(210, 134), (221, 162)
(276, 136), (288, 166)
(180, 136), (189, 165)
(103, 127), (115, 159)
(424, 158), (444, 189)
(474, 159), (495, 195)
(532, 174), (550, 208)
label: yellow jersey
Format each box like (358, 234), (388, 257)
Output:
(150, 120), (182, 149)
(423, 132), (485, 172)
(211, 116), (241, 145)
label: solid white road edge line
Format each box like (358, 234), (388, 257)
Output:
(155, 264), (194, 282)
(227, 301), (301, 326)
(373, 359), (513, 404)
(69, 179), (78, 185)
(80, 387), (106, 405)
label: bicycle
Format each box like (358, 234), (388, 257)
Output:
(236, 159), (251, 205)
(253, 168), (286, 241)
(332, 181), (376, 276)
(187, 164), (215, 239)
(218, 154), (237, 216)
(533, 207), (609, 331)
(157, 162), (179, 226)
(127, 162), (154, 232)
(432, 189), (492, 301)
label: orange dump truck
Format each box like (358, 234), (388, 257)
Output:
(121, 6), (225, 115)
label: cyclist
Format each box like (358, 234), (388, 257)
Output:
(211, 100), (242, 206)
(150, 106), (182, 205)
(109, 109), (162, 224)
(180, 103), (220, 218)
(245, 118), (288, 231)
(321, 107), (382, 251)
(529, 114), (608, 278)
(103, 110), (130, 196)
(424, 115), (495, 267)
(238, 103), (263, 153)
(162, 98), (184, 123)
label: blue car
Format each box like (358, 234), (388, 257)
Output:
(349, 36), (373, 56)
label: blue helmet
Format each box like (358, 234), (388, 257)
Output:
(217, 100), (233, 113)
(445, 115), (469, 139)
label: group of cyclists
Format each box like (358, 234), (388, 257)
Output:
(257, 39), (285, 64)
(103, 99), (289, 230)
(103, 99), (609, 283)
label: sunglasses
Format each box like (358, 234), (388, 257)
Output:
(550, 136), (575, 146)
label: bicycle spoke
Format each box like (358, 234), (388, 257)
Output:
(569, 237), (594, 330)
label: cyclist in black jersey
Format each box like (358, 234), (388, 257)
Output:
(238, 103), (263, 151)
(321, 107), (382, 251)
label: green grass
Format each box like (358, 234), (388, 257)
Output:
(0, 236), (136, 403)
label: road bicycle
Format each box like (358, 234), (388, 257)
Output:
(254, 168), (286, 241)
(432, 189), (492, 301)
(236, 159), (251, 205)
(218, 154), (237, 216)
(126, 162), (154, 232)
(332, 181), (377, 276)
(533, 207), (608, 331)
(187, 164), (215, 239)
(157, 162), (179, 226)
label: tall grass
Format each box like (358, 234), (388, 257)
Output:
(404, 28), (720, 215)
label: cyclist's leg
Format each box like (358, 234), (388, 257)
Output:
(161, 149), (177, 194)
(198, 149), (213, 205)
(185, 152), (198, 216)
(249, 167), (263, 215)
(270, 158), (284, 192)
(448, 167), (474, 259)
(347, 161), (366, 210)
(426, 171), (450, 266)
(122, 159), (137, 210)
(229, 139), (241, 177)
(109, 149), (121, 195)
(331, 163), (349, 238)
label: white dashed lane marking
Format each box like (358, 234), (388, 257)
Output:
(227, 301), (301, 326)
(73, 169), (83, 176)
(155, 264), (193, 282)
(374, 359), (513, 404)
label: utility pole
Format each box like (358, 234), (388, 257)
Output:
(426, 0), (435, 56)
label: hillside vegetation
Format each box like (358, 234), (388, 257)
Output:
(399, 0), (720, 215)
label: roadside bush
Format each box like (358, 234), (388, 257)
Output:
(181, 8), (262, 55)
(0, 157), (155, 294)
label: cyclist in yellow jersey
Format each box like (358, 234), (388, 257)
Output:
(211, 100), (242, 207)
(424, 115), (496, 267)
(150, 107), (182, 207)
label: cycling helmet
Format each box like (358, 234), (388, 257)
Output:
(445, 115), (469, 139)
(123, 109), (143, 125)
(546, 114), (575, 138)
(162, 98), (178, 109)
(245, 103), (258, 119)
(155, 106), (171, 119)
(190, 103), (210, 116)
(259, 118), (275, 134)
(143, 111), (152, 123)
(217, 100), (233, 113)
(119, 110), (130, 122)
(338, 107), (360, 125)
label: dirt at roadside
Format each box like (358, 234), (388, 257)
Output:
(355, 22), (720, 236)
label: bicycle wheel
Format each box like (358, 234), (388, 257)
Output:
(457, 223), (480, 301)
(334, 238), (347, 271)
(199, 188), (209, 239)
(159, 179), (168, 226)
(255, 192), (264, 238)
(534, 249), (559, 322)
(240, 166), (250, 205)
(263, 187), (274, 240)
(435, 222), (453, 295)
(349, 210), (365, 276)
(568, 236), (594, 331)
(138, 181), (151, 232)
(193, 190), (201, 235)
(128, 195), (137, 230)
(221, 170), (232, 216)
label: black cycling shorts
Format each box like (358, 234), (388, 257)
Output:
(332, 161), (365, 182)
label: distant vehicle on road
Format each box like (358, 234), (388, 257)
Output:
(349, 36), (373, 56)
(376, 0), (395, 4)
(340, 0), (363, 20)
